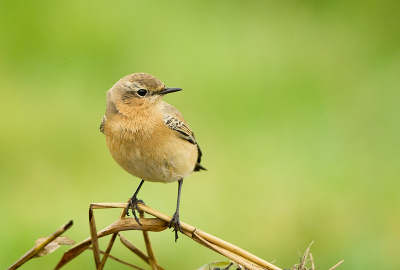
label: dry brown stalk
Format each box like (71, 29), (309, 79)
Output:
(134, 203), (281, 270)
(194, 229), (281, 270)
(328, 260), (344, 270)
(297, 241), (313, 270)
(140, 211), (160, 270)
(9, 199), (343, 270)
(91, 202), (129, 209)
(98, 203), (127, 270)
(292, 243), (344, 270)
(54, 217), (167, 269)
(97, 203), (281, 270)
(104, 217), (168, 234)
(309, 253), (315, 270)
(89, 206), (101, 268)
(88, 247), (146, 270)
(34, 236), (75, 258)
(53, 202), (341, 270)
(8, 220), (73, 270)
(79, 202), (282, 270)
(119, 233), (150, 264)
(97, 233), (117, 270)
(136, 203), (196, 238)
(193, 231), (264, 270)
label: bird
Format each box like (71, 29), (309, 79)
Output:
(100, 73), (205, 241)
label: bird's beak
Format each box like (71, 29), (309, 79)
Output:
(159, 87), (182, 95)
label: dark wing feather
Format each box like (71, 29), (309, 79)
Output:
(100, 116), (106, 135)
(162, 102), (206, 171)
(164, 115), (196, 144)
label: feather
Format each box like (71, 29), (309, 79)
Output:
(162, 102), (206, 171)
(100, 116), (106, 135)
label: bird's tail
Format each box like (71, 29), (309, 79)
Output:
(194, 163), (206, 171)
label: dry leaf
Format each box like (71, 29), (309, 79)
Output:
(34, 236), (75, 257)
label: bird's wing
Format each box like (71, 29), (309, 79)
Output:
(100, 116), (106, 135)
(162, 102), (205, 170)
(163, 111), (196, 145)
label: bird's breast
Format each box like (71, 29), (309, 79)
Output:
(104, 114), (197, 183)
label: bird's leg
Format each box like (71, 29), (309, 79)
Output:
(169, 179), (184, 242)
(126, 179), (145, 225)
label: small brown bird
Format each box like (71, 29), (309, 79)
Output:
(100, 73), (205, 241)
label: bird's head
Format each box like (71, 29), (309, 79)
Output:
(106, 73), (182, 113)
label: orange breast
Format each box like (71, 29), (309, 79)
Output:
(104, 113), (197, 183)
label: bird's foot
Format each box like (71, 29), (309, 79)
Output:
(169, 211), (183, 242)
(126, 196), (145, 225)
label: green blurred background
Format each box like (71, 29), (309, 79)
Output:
(1, 0), (399, 269)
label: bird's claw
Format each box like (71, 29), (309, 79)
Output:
(169, 212), (183, 242)
(126, 197), (145, 225)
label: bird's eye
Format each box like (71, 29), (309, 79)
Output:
(137, 89), (147, 97)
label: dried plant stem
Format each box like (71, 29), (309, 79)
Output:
(134, 204), (281, 270)
(98, 203), (128, 270)
(89, 206), (101, 268)
(88, 248), (146, 270)
(88, 202), (281, 270)
(56, 202), (334, 270)
(119, 233), (166, 270)
(55, 217), (167, 269)
(91, 202), (129, 209)
(298, 241), (313, 269)
(328, 260), (344, 270)
(119, 233), (149, 264)
(194, 229), (281, 270)
(140, 211), (159, 270)
(8, 220), (73, 270)
(137, 204), (196, 237)
(97, 233), (117, 270)
(193, 231), (264, 270)
(309, 253), (315, 270)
